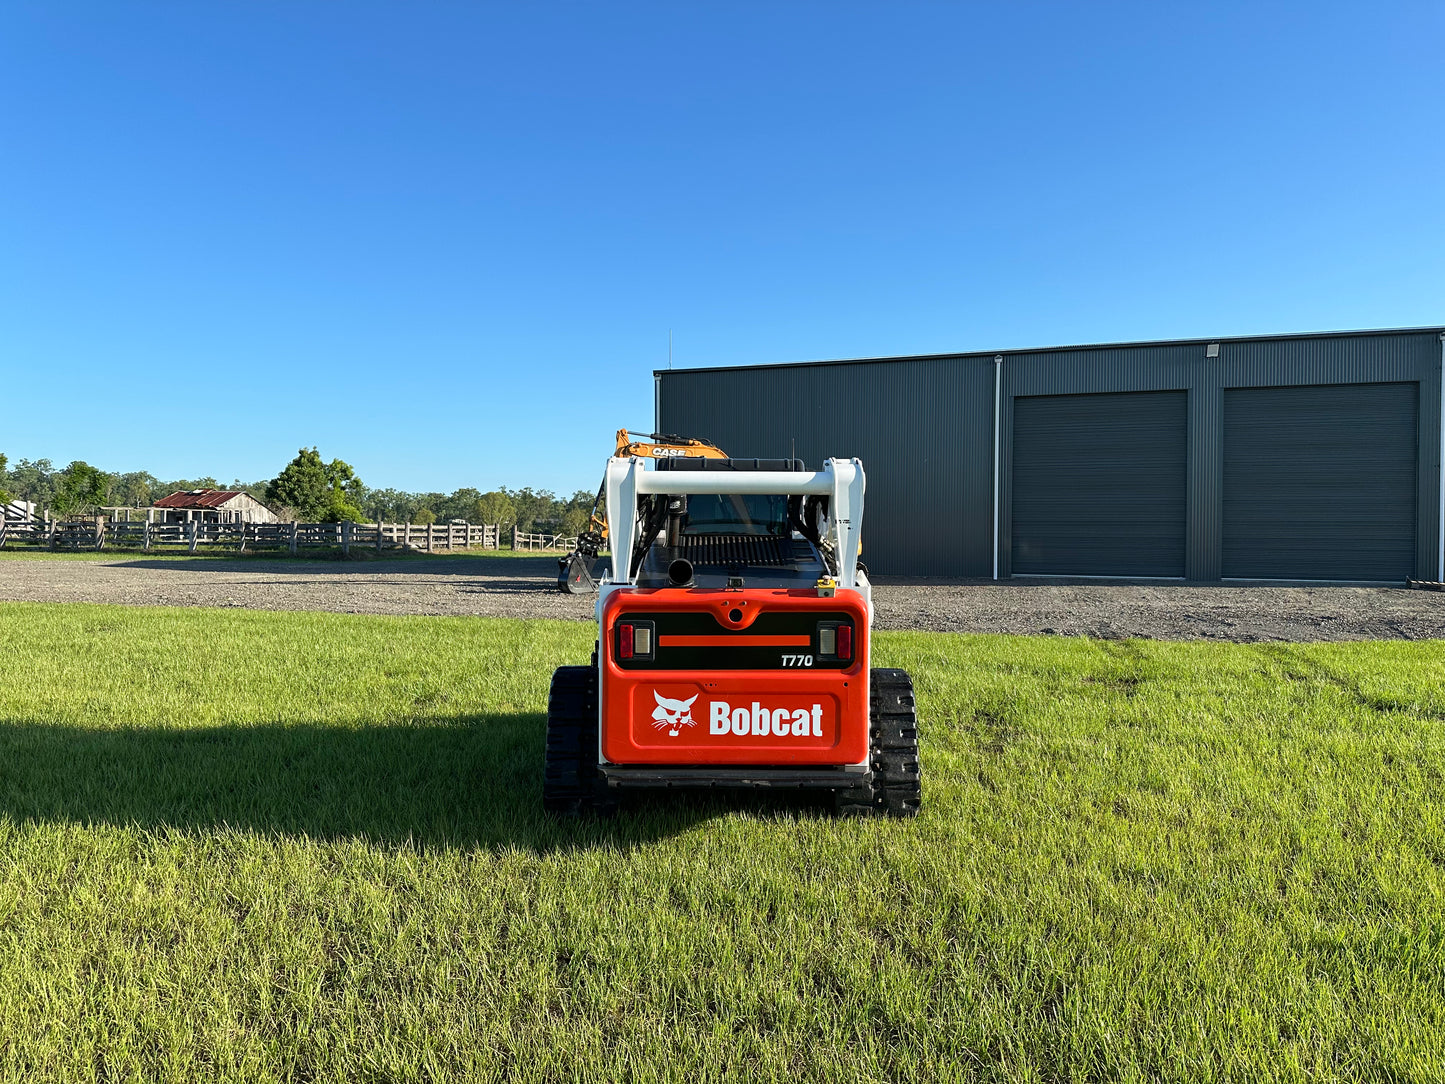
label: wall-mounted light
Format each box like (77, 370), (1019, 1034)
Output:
(1206, 343), (1221, 358)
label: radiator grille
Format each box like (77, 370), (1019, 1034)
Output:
(680, 533), (791, 567)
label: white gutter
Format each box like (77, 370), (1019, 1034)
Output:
(654, 373), (662, 434)
(993, 355), (1002, 580)
(1438, 332), (1444, 582)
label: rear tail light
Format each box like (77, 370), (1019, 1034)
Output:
(818, 621), (853, 661)
(615, 621), (653, 661)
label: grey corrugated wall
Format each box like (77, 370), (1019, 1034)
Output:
(657, 328), (1444, 581)
(656, 355), (994, 578)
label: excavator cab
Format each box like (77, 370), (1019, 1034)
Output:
(543, 453), (922, 818)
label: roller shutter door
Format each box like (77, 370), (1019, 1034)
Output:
(1222, 383), (1417, 581)
(1011, 390), (1187, 576)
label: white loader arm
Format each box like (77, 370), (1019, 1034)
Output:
(602, 457), (866, 587)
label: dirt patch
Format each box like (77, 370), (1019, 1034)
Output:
(868, 578), (1445, 641)
(0, 556), (1440, 641)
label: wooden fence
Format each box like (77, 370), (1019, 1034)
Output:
(512, 527), (579, 551)
(0, 518), (500, 555)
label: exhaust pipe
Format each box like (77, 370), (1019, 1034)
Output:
(668, 558), (695, 587)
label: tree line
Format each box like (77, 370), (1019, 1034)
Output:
(0, 449), (596, 535)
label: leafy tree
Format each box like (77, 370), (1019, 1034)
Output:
(553, 490), (595, 537)
(6, 458), (56, 508)
(50, 461), (112, 517)
(503, 486), (558, 532)
(317, 462), (364, 522)
(114, 471), (160, 508)
(0, 453), (10, 507)
(359, 487), (421, 524)
(266, 448), (365, 521)
(559, 505), (590, 536)
(474, 490), (515, 527)
(159, 476), (221, 497)
(321, 485), (366, 524)
(266, 449), (329, 519)
(436, 487), (482, 523)
(228, 478), (270, 503)
(412, 507), (437, 525)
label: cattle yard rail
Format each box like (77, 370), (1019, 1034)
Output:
(0, 518), (500, 555)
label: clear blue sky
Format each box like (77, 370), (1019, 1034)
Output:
(3, 2), (1441, 496)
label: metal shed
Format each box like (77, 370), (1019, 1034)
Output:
(655, 327), (1445, 583)
(152, 489), (279, 525)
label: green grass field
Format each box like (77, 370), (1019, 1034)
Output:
(0, 603), (1442, 1082)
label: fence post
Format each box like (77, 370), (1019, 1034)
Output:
(512, 524), (518, 550)
(95, 520), (104, 551)
(188, 520), (199, 553)
(376, 520), (384, 552)
(342, 521), (352, 557)
(426, 522), (434, 553)
(48, 519), (57, 549)
(0, 522), (6, 549)
(143, 520), (151, 552)
(289, 521), (299, 556)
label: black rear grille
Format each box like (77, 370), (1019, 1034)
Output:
(681, 533), (790, 567)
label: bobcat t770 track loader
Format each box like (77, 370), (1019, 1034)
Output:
(543, 453), (921, 817)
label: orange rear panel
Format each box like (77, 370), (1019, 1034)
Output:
(600, 588), (870, 765)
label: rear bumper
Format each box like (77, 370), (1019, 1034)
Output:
(600, 764), (869, 789)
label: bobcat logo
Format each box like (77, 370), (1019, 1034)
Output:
(651, 692), (698, 737)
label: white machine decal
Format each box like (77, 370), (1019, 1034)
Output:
(709, 700), (824, 737)
(651, 691), (699, 737)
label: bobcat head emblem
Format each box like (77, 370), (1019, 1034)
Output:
(652, 692), (698, 737)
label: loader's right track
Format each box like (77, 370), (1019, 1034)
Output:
(835, 668), (922, 817)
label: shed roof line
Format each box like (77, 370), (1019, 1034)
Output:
(153, 489), (248, 509)
(654, 324), (1445, 377)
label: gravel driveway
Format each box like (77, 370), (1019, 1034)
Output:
(0, 555), (1440, 641)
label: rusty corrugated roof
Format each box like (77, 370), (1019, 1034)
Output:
(154, 489), (246, 509)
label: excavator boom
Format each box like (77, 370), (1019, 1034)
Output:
(613, 429), (729, 462)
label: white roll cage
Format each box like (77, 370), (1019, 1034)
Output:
(601, 456), (867, 589)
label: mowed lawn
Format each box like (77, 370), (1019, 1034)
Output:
(0, 604), (1442, 1083)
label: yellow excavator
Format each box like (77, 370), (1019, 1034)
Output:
(557, 429), (727, 593)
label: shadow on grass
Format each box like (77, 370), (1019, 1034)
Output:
(0, 712), (826, 852)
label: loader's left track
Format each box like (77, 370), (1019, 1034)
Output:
(542, 661), (616, 818)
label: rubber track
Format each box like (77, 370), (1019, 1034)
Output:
(835, 668), (922, 817)
(542, 663), (616, 817)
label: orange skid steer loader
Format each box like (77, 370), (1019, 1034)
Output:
(543, 453), (921, 817)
